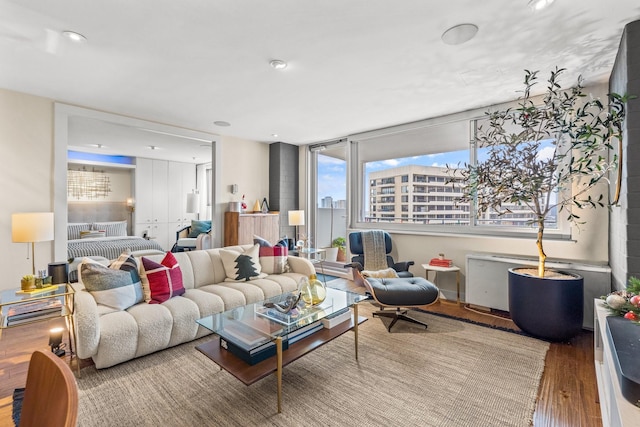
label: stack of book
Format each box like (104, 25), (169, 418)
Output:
(428, 257), (453, 267)
(321, 307), (352, 329)
(287, 321), (323, 344)
(220, 335), (289, 365)
(219, 318), (324, 365)
(4, 297), (63, 326)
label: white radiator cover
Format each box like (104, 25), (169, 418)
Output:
(466, 253), (611, 330)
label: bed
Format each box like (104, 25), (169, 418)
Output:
(67, 221), (164, 261)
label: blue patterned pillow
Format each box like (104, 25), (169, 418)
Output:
(187, 220), (211, 238)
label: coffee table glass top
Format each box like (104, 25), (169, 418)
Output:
(196, 287), (367, 351)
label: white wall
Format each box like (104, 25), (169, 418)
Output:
(0, 89), (55, 289)
(211, 135), (271, 248)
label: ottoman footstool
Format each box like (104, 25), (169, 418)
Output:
(362, 275), (440, 332)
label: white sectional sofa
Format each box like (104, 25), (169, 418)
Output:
(71, 245), (315, 369)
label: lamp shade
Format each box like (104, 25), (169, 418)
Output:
(288, 210), (305, 226)
(186, 193), (200, 214)
(12, 212), (54, 243)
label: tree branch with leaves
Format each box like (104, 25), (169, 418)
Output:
(450, 67), (628, 277)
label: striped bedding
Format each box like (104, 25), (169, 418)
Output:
(67, 236), (164, 261)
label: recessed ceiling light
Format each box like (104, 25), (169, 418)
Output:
(90, 144), (105, 148)
(148, 145), (159, 150)
(269, 59), (288, 70)
(271, 133), (279, 138)
(528, 0), (555, 11)
(62, 30), (87, 43)
(441, 23), (479, 45)
(214, 121), (231, 127)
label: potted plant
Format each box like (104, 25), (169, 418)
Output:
(332, 237), (347, 262)
(452, 67), (628, 341)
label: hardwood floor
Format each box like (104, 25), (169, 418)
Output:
(0, 291), (601, 426)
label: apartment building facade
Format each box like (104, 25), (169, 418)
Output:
(367, 165), (540, 226)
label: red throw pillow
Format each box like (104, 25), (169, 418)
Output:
(141, 252), (185, 304)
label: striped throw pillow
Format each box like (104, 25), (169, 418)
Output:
(68, 223), (92, 240)
(93, 221), (127, 237)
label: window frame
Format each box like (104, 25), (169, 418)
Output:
(348, 108), (571, 240)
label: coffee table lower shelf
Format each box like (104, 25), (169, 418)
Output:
(196, 313), (367, 413)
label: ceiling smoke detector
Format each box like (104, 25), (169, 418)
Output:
(441, 23), (479, 45)
(269, 59), (288, 70)
(62, 30), (87, 43)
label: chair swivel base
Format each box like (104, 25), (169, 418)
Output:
(373, 308), (428, 332)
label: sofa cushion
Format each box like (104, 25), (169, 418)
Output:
(220, 244), (266, 281)
(141, 252), (186, 304)
(78, 254), (144, 311)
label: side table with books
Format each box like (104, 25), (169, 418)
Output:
(0, 284), (78, 374)
(421, 258), (461, 305)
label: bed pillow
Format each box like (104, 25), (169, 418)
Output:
(67, 223), (92, 240)
(93, 221), (127, 237)
(80, 230), (106, 239)
(220, 244), (266, 281)
(187, 220), (212, 238)
(78, 253), (144, 310)
(141, 252), (185, 304)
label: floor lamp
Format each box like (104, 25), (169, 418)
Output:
(12, 212), (55, 275)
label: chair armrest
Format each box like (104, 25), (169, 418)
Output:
(71, 282), (100, 360)
(286, 256), (316, 277)
(393, 261), (414, 272)
(176, 225), (191, 240)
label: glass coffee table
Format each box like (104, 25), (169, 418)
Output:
(196, 287), (367, 413)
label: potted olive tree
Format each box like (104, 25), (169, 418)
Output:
(453, 67), (628, 341)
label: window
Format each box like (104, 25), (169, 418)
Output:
(350, 112), (567, 237)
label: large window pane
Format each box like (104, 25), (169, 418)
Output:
(365, 150), (469, 224)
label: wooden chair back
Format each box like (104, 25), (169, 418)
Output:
(19, 350), (78, 427)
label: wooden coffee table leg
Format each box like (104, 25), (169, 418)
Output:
(354, 303), (359, 360)
(276, 337), (283, 413)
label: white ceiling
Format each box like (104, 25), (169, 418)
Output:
(2, 0), (640, 150)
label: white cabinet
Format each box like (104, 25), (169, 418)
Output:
(134, 158), (196, 251)
(594, 299), (640, 426)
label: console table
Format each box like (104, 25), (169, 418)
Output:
(594, 299), (640, 426)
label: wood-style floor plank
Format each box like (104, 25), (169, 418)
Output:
(0, 289), (601, 426)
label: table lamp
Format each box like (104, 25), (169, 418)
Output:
(12, 212), (54, 275)
(288, 210), (305, 244)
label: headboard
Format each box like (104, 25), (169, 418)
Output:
(68, 202), (131, 233)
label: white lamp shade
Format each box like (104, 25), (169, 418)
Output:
(288, 210), (305, 226)
(186, 193), (200, 214)
(12, 212), (54, 243)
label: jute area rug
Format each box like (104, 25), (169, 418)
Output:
(76, 302), (549, 427)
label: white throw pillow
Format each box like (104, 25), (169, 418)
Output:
(220, 244), (266, 281)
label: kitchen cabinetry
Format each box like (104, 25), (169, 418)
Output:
(224, 212), (279, 246)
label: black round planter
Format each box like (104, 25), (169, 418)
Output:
(508, 268), (584, 342)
